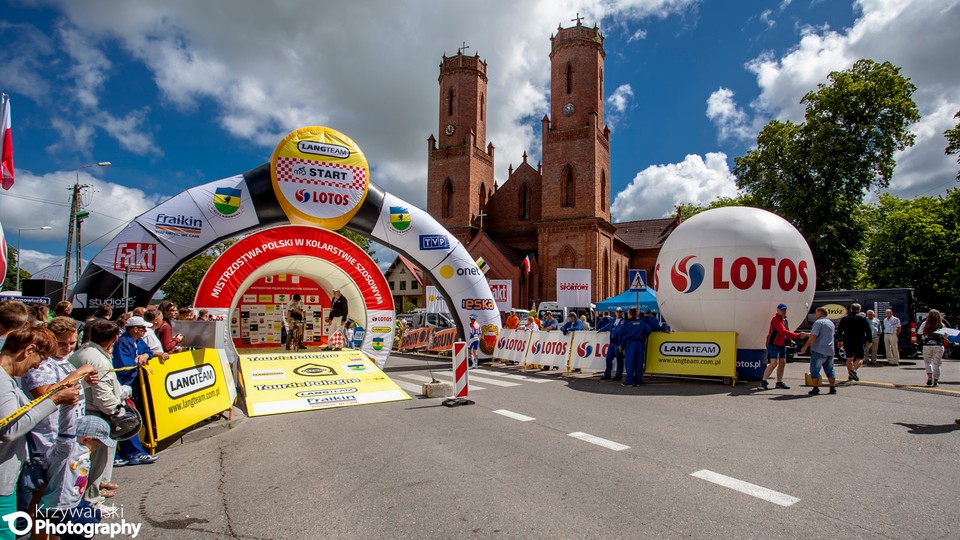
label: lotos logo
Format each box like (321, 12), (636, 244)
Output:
(498, 337), (507, 349)
(294, 189), (350, 205)
(671, 255), (704, 293)
(577, 342), (593, 358)
(711, 256), (810, 292)
(530, 341), (542, 355)
(296, 189), (310, 202)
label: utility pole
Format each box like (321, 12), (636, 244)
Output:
(63, 162), (110, 296)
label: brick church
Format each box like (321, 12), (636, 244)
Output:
(425, 20), (681, 309)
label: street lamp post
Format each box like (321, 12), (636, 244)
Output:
(63, 161), (110, 295)
(16, 226), (53, 291)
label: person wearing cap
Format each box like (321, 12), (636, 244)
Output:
(111, 317), (156, 467)
(541, 312), (558, 332)
(561, 312), (584, 335)
(761, 303), (805, 390)
(504, 310), (520, 330)
(39, 415), (114, 533)
(324, 289), (349, 351)
(467, 314), (481, 368)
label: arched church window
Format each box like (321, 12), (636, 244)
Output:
(601, 169), (607, 211)
(566, 63), (572, 94)
(519, 184), (529, 221)
(559, 245), (576, 268)
(561, 165), (575, 208)
(448, 88), (454, 116)
(442, 178), (453, 218)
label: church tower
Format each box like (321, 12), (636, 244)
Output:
(536, 20), (616, 301)
(427, 50), (495, 244)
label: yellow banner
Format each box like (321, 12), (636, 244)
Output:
(144, 349), (234, 441)
(238, 351), (409, 417)
(645, 332), (737, 380)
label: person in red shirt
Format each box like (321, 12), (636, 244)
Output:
(154, 301), (183, 353)
(760, 303), (806, 390)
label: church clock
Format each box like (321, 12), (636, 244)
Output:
(445, 124), (455, 136)
(563, 103), (575, 116)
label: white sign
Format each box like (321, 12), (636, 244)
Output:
(425, 286), (449, 314)
(568, 331), (611, 372)
(556, 268), (592, 307)
(525, 330), (572, 369)
(489, 280), (512, 312)
(492, 329), (530, 363)
(629, 269), (647, 292)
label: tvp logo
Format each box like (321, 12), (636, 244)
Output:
(670, 255), (704, 294)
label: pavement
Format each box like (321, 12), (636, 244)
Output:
(105, 349), (959, 539)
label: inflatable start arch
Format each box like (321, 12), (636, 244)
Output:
(70, 126), (501, 363)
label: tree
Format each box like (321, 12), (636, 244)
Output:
(946, 110), (960, 180)
(337, 228), (378, 262)
(677, 193), (757, 220)
(2, 247), (30, 292)
(735, 59), (920, 289)
(161, 240), (235, 307)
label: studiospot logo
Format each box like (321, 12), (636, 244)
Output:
(3, 508), (143, 538)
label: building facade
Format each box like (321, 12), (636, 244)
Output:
(426, 21), (680, 308)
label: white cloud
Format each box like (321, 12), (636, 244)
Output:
(606, 84), (634, 131)
(711, 0), (960, 198)
(760, 9), (776, 28)
(0, 168), (166, 274)
(94, 109), (159, 156)
(58, 23), (112, 108)
(628, 28), (648, 42)
(706, 87), (756, 142)
(611, 152), (739, 221)
(35, 0), (696, 207)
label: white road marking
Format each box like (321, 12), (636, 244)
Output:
(492, 409), (536, 422)
(477, 370), (553, 383)
(459, 374), (521, 387)
(567, 432), (630, 451)
(395, 373), (486, 391)
(393, 380), (425, 395)
(690, 470), (800, 507)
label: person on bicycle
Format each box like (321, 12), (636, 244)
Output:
(286, 294), (305, 351)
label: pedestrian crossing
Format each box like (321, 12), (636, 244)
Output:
(390, 367), (556, 397)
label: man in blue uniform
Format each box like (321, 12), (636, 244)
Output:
(600, 308), (625, 381)
(621, 308), (652, 386)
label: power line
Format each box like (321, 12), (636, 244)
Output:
(0, 190), (134, 222)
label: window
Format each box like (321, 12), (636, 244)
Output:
(560, 165), (575, 208)
(601, 170), (606, 211)
(519, 184), (529, 221)
(480, 92), (484, 121)
(411, 281), (419, 290)
(442, 178), (454, 218)
(448, 88), (454, 116)
(389, 281), (395, 291)
(602, 250), (610, 299)
(479, 183), (487, 213)
(400, 281), (406, 291)
(559, 245), (576, 268)
(566, 63), (572, 94)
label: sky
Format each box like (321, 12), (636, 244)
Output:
(1, 0), (958, 279)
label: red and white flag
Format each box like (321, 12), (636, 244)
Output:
(1, 94), (13, 190)
(522, 254), (532, 274)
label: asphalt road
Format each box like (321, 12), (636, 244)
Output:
(109, 353), (960, 539)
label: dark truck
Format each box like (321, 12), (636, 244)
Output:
(794, 288), (919, 358)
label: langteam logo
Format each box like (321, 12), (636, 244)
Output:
(212, 187), (242, 217)
(165, 364), (217, 399)
(296, 388), (357, 397)
(297, 140), (350, 159)
(419, 234), (450, 251)
(660, 341), (721, 357)
(389, 206), (411, 233)
(671, 255), (705, 293)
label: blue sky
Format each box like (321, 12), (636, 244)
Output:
(1, 0), (958, 278)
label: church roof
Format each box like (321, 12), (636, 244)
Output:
(483, 233), (529, 265)
(614, 217), (680, 251)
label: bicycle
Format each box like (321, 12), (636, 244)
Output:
(286, 318), (305, 351)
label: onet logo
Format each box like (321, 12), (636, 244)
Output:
(671, 255), (705, 294)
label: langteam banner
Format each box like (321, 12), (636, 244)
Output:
(645, 331), (737, 381)
(143, 349), (233, 442)
(525, 330), (572, 369)
(493, 329), (530, 363)
(238, 351), (409, 417)
(557, 268), (592, 307)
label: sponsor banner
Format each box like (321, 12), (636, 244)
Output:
(489, 280), (512, 312)
(400, 327), (434, 351)
(557, 268), (592, 307)
(427, 328), (456, 352)
(89, 222), (180, 288)
(270, 126), (370, 230)
(367, 191), (500, 357)
(645, 331), (737, 380)
(136, 190), (222, 260)
(193, 225), (394, 366)
(238, 351), (409, 416)
(362, 310), (395, 365)
(568, 331), (611, 372)
(525, 330), (572, 369)
(425, 285), (449, 314)
(0, 294), (50, 306)
(186, 174), (260, 236)
(143, 349), (233, 442)
(492, 329), (530, 363)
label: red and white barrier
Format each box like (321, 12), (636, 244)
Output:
(452, 341), (468, 398)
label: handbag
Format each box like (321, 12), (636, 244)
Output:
(106, 399), (142, 441)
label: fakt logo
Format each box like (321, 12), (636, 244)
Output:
(671, 255), (705, 294)
(577, 342), (593, 358)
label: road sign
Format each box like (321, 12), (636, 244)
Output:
(0, 293), (50, 306)
(628, 269), (647, 292)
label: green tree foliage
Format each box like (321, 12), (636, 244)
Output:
(946, 110), (960, 180)
(864, 191), (960, 317)
(337, 228), (377, 262)
(735, 59), (920, 289)
(2, 248), (30, 291)
(161, 240), (236, 307)
(677, 194), (757, 220)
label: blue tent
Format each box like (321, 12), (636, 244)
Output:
(595, 288), (659, 313)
